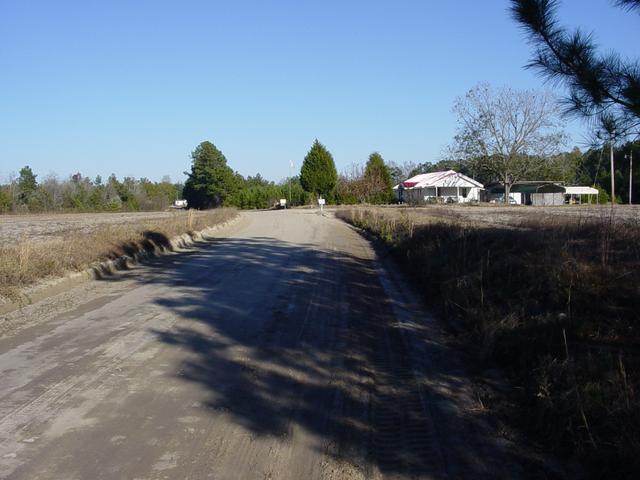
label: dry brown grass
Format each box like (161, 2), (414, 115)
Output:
(0, 208), (236, 301)
(337, 205), (640, 478)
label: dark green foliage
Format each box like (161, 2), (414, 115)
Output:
(284, 176), (308, 206)
(364, 152), (394, 204)
(244, 174), (270, 188)
(0, 188), (11, 213)
(615, 0), (640, 11)
(540, 147), (583, 184)
(577, 141), (639, 203)
(300, 140), (338, 197)
(183, 141), (239, 209)
(387, 164), (405, 186)
(17, 166), (37, 205)
(511, 0), (640, 139)
(229, 174), (281, 209)
(228, 175), (307, 210)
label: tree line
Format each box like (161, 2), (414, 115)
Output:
(181, 141), (307, 210)
(5, 129), (636, 215)
(182, 139), (395, 210)
(0, 168), (183, 213)
(0, 138), (397, 214)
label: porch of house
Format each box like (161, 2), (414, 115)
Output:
(404, 186), (478, 203)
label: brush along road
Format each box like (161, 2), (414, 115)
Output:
(0, 209), (524, 479)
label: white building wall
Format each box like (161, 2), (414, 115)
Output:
(489, 192), (522, 204)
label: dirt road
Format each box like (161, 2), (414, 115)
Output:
(0, 210), (524, 479)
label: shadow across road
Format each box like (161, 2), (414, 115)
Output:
(98, 231), (524, 479)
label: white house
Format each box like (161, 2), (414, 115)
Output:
(394, 170), (484, 204)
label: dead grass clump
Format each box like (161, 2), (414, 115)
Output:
(337, 206), (640, 478)
(0, 208), (236, 301)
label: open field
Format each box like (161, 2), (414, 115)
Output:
(363, 204), (640, 229)
(0, 209), (237, 300)
(0, 210), (222, 246)
(2, 206), (638, 246)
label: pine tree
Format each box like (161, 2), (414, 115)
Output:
(17, 166), (38, 206)
(300, 140), (338, 198)
(183, 141), (239, 209)
(511, 0), (640, 139)
(364, 152), (394, 204)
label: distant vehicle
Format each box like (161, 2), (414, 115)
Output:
(490, 196), (518, 205)
(271, 199), (289, 210)
(171, 199), (188, 209)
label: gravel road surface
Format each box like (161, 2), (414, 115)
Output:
(0, 210), (524, 479)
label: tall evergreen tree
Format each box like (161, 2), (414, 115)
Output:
(183, 141), (238, 209)
(17, 166), (38, 205)
(364, 152), (394, 203)
(300, 140), (337, 198)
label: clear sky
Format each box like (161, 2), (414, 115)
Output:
(1, 0), (638, 183)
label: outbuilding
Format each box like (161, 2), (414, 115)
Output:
(394, 170), (484, 204)
(486, 182), (601, 205)
(485, 182), (566, 205)
(564, 186), (600, 204)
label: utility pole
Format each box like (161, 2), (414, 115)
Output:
(288, 160), (294, 207)
(610, 137), (616, 206)
(627, 149), (633, 205)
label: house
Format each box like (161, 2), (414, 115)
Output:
(394, 170), (484, 204)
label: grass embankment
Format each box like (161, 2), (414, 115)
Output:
(0, 208), (236, 301)
(337, 206), (640, 478)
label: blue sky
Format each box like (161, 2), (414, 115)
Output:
(1, 0), (638, 183)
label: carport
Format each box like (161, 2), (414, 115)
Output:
(564, 186), (600, 204)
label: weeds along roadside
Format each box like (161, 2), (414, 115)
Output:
(0, 208), (237, 301)
(336, 206), (640, 479)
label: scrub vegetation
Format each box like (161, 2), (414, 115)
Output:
(337, 205), (640, 478)
(0, 167), (183, 214)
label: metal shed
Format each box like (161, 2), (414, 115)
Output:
(486, 182), (566, 205)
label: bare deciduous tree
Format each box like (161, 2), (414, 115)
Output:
(452, 83), (567, 203)
(336, 163), (368, 204)
(387, 161), (419, 185)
